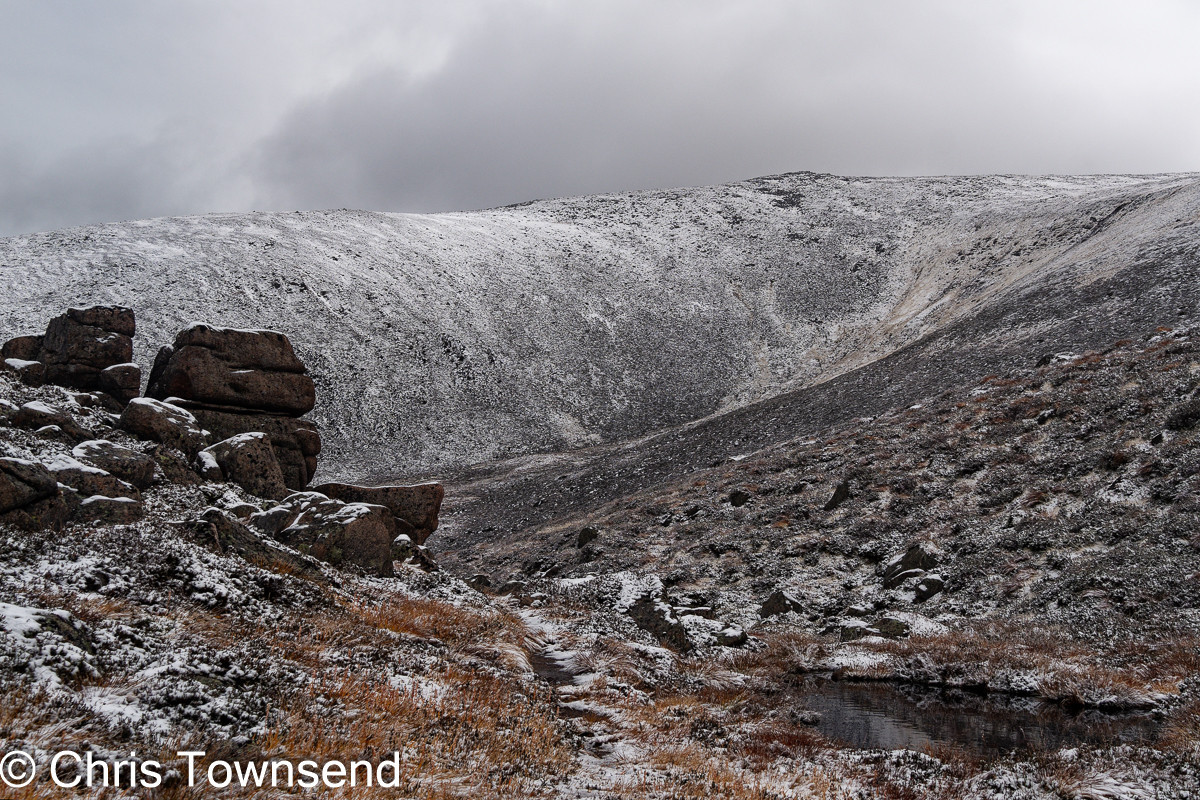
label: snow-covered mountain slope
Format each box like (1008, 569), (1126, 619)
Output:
(2, 172), (1198, 481)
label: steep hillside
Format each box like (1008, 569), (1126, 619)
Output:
(3, 173), (1197, 483)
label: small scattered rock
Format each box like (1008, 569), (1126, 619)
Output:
(872, 615), (912, 639)
(760, 589), (804, 618)
(728, 489), (751, 507)
(823, 479), (851, 511)
(837, 618), (871, 642)
(1166, 398), (1200, 430)
(915, 574), (945, 601)
(577, 525), (601, 547)
(716, 626), (748, 647)
(882, 541), (941, 588)
(627, 590), (691, 653)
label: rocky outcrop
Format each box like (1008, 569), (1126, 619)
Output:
(626, 590), (691, 653)
(310, 482), (443, 544)
(186, 407), (318, 494)
(249, 492), (395, 577)
(1, 306), (140, 402)
(146, 324), (320, 490)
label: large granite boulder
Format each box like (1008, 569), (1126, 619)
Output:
(72, 440), (157, 489)
(147, 324), (315, 414)
(39, 306), (136, 392)
(187, 407), (319, 491)
(1, 335), (43, 362)
(201, 433), (288, 500)
(1, 306), (139, 401)
(310, 482), (444, 544)
(145, 325), (320, 491)
(118, 398), (210, 457)
(0, 457), (59, 513)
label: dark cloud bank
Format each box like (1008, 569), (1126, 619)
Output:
(1, 1), (1197, 236)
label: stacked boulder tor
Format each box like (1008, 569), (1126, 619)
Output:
(2, 308), (444, 579)
(1, 306), (141, 404)
(145, 324), (320, 491)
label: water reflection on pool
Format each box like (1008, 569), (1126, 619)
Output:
(794, 677), (1162, 756)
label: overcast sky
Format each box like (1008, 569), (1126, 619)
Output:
(1, 0), (1198, 236)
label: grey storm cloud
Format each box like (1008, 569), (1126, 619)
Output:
(1, 0), (1198, 236)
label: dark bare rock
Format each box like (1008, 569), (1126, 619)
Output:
(2, 358), (45, 387)
(187, 406), (319, 491)
(97, 363), (141, 405)
(12, 401), (90, 441)
(1165, 398), (1200, 430)
(72, 440), (157, 489)
(0, 457), (59, 513)
(310, 481), (443, 544)
(75, 495), (143, 525)
(250, 492), (395, 577)
(118, 398), (209, 456)
(201, 433), (288, 501)
(147, 324), (314, 415)
(823, 479), (851, 511)
(914, 574), (945, 602)
(760, 589), (805, 618)
(577, 525), (601, 548)
(1, 334), (43, 362)
(42, 455), (141, 502)
(882, 542), (941, 589)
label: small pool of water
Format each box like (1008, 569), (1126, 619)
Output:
(795, 677), (1162, 756)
